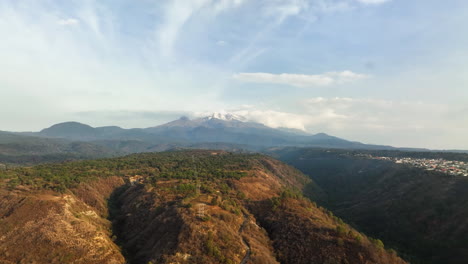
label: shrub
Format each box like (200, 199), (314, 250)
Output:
(200, 215), (211, 222)
(353, 233), (363, 243)
(387, 248), (398, 256)
(175, 183), (196, 194)
(370, 238), (385, 249)
(337, 238), (345, 246)
(205, 232), (224, 261)
(237, 191), (246, 200)
(210, 196), (219, 206)
(336, 225), (347, 237)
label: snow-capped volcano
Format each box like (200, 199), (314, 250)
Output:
(203, 112), (247, 122)
(145, 112), (252, 130)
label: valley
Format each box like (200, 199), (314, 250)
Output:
(0, 151), (406, 264)
(2, 1), (467, 263)
(1, 117), (468, 263)
(271, 148), (468, 264)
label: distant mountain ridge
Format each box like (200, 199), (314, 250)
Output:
(5, 112), (462, 165)
(40, 121), (100, 140)
(32, 113), (388, 150)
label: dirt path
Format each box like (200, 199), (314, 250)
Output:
(239, 213), (251, 264)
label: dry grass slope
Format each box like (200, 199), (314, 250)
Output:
(0, 151), (409, 263)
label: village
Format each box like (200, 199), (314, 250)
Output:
(358, 154), (468, 177)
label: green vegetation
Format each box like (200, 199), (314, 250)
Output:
(205, 231), (230, 263)
(250, 189), (406, 264)
(370, 238), (385, 249)
(0, 148), (407, 264)
(0, 132), (118, 165)
(272, 147), (468, 264)
(174, 183), (197, 194)
(0, 151), (259, 192)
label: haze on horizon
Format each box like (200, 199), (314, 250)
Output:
(0, 0), (467, 149)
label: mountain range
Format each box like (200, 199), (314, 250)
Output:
(34, 113), (355, 146)
(29, 112), (392, 148)
(3, 112), (464, 166)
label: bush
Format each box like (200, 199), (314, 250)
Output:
(200, 215), (211, 222)
(337, 238), (345, 246)
(175, 183), (196, 194)
(237, 191), (246, 200)
(336, 225), (347, 237)
(353, 233), (363, 243)
(205, 232), (224, 261)
(370, 238), (385, 249)
(387, 248), (398, 256)
(270, 197), (281, 210)
(181, 203), (192, 208)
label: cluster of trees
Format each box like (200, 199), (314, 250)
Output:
(0, 151), (259, 192)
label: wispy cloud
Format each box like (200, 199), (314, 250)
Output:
(158, 0), (246, 57)
(232, 71), (369, 87)
(263, 0), (309, 24)
(216, 40), (227, 46)
(297, 97), (464, 148)
(356, 0), (392, 5)
(57, 18), (79, 26)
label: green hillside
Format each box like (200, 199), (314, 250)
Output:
(0, 150), (406, 264)
(271, 147), (468, 264)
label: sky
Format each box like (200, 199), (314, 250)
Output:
(1, 0), (468, 149)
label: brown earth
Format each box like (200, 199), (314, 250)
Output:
(0, 153), (409, 264)
(0, 177), (125, 264)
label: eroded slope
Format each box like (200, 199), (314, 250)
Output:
(0, 151), (408, 263)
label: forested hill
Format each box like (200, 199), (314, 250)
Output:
(0, 150), (406, 264)
(0, 131), (118, 165)
(270, 147), (468, 264)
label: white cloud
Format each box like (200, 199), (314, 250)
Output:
(356, 0), (391, 5)
(233, 109), (309, 130)
(158, 0), (246, 57)
(57, 18), (79, 26)
(297, 97), (466, 148)
(232, 71), (369, 87)
(0, 0), (228, 130)
(264, 0), (309, 23)
(158, 0), (209, 57)
(194, 97), (468, 149)
(194, 108), (309, 130)
(216, 40), (227, 46)
(156, 0), (355, 60)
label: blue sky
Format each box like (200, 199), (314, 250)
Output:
(0, 0), (467, 149)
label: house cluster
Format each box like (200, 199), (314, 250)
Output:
(357, 154), (468, 177)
